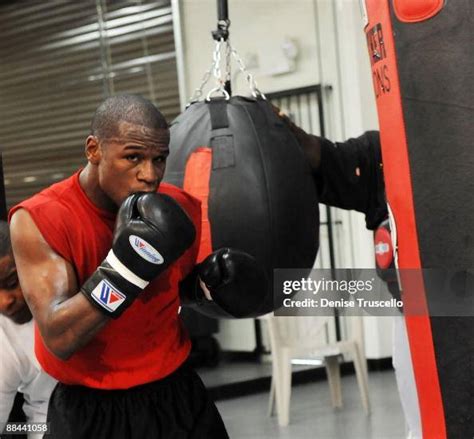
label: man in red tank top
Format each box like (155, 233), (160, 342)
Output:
(9, 95), (268, 439)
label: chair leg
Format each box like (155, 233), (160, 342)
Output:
(274, 348), (292, 426)
(351, 342), (371, 415)
(268, 376), (275, 417)
(325, 355), (343, 408)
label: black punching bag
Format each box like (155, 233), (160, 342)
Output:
(164, 96), (319, 312)
(364, 1), (474, 437)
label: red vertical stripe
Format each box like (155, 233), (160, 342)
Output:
(183, 147), (213, 263)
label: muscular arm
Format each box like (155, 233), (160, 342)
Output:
(10, 209), (109, 360)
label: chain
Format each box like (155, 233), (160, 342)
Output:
(212, 39), (222, 82)
(206, 38), (230, 101)
(230, 45), (265, 99)
(190, 38), (265, 103)
(189, 39), (224, 103)
(225, 39), (232, 84)
(189, 64), (213, 103)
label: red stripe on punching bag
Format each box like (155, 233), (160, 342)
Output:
(183, 147), (213, 263)
(364, 1), (446, 437)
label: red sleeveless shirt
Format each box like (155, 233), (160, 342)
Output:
(10, 171), (201, 389)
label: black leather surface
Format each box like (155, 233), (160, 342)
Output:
(390, 0), (474, 435)
(165, 97), (319, 313)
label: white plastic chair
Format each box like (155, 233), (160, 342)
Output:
(264, 314), (370, 426)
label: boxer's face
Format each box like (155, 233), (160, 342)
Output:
(0, 252), (32, 324)
(90, 121), (170, 207)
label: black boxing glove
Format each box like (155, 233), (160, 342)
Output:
(81, 192), (196, 318)
(179, 248), (269, 318)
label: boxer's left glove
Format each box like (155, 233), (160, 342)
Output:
(180, 248), (269, 318)
(81, 192), (196, 318)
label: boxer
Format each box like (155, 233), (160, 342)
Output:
(9, 94), (267, 439)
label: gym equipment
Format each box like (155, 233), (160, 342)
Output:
(363, 1), (474, 437)
(164, 0), (319, 314)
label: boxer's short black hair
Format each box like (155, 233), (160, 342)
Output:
(90, 94), (168, 139)
(0, 221), (11, 258)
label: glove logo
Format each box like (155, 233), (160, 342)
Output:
(91, 280), (126, 312)
(129, 235), (164, 265)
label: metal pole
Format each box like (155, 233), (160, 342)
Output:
(171, 0), (188, 110)
(0, 153), (7, 221)
(217, 0), (228, 21)
(317, 86), (342, 342)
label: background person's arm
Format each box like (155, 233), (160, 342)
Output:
(10, 209), (109, 361)
(314, 131), (387, 230)
(276, 106), (387, 230)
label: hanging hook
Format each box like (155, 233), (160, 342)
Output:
(211, 0), (231, 94)
(212, 0), (230, 42)
(212, 19), (230, 42)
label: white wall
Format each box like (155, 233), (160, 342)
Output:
(179, 0), (321, 101)
(174, 0), (392, 358)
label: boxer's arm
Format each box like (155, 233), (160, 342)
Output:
(10, 209), (109, 361)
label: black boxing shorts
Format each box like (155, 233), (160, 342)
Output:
(46, 362), (229, 439)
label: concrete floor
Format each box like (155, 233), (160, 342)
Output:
(200, 366), (407, 439)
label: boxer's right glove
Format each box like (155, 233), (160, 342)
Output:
(81, 192), (196, 318)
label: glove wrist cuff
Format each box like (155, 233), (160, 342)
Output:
(81, 256), (146, 319)
(105, 250), (149, 289)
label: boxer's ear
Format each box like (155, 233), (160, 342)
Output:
(85, 135), (102, 165)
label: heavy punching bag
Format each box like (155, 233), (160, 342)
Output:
(164, 3), (319, 314)
(165, 96), (319, 313)
(363, 1), (474, 437)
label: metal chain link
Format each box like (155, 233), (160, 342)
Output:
(212, 39), (222, 82)
(206, 38), (230, 100)
(225, 39), (232, 84)
(189, 39), (224, 103)
(189, 64), (213, 103)
(230, 45), (265, 99)
(190, 37), (265, 103)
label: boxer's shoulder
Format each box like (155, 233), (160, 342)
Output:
(9, 175), (78, 239)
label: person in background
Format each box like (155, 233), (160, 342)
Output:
(277, 109), (421, 439)
(0, 220), (57, 439)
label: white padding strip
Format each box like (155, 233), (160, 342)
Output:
(106, 250), (149, 289)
